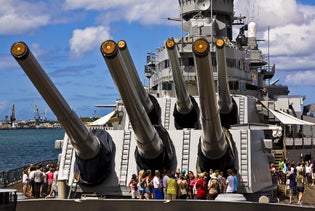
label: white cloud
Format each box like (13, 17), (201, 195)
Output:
(0, 0), (50, 34)
(263, 20), (315, 57)
(285, 70), (315, 86)
(234, 0), (302, 28)
(64, 0), (179, 25)
(69, 26), (111, 56)
(233, 0), (315, 87)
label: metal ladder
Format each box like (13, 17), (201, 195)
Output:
(239, 97), (245, 124)
(181, 129), (191, 171)
(119, 130), (132, 186)
(62, 137), (75, 181)
(164, 98), (171, 129)
(67, 173), (80, 199)
(240, 130), (249, 187)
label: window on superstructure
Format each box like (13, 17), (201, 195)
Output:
(164, 60), (170, 69)
(229, 81), (238, 91)
(239, 82), (246, 91)
(162, 82), (172, 90)
(211, 53), (217, 72)
(181, 57), (194, 67)
(226, 58), (236, 68)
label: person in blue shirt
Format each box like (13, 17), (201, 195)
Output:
(233, 169), (237, 193)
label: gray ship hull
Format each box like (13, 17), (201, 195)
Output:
(17, 199), (312, 211)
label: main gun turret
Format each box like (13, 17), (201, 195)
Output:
(165, 38), (200, 129)
(100, 40), (175, 171)
(11, 42), (114, 185)
(192, 38), (235, 172)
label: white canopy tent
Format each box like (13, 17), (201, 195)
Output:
(89, 111), (116, 126)
(268, 109), (315, 126)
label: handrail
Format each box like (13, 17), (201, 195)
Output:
(0, 159), (58, 188)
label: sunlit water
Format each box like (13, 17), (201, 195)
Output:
(0, 128), (64, 172)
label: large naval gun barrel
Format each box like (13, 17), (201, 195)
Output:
(11, 42), (113, 185)
(216, 39), (238, 128)
(100, 40), (174, 171)
(192, 38), (235, 172)
(165, 39), (200, 129)
(117, 40), (161, 125)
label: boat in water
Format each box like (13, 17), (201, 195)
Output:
(8, 0), (315, 210)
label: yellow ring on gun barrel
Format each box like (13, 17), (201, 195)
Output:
(216, 39), (225, 49)
(193, 38), (209, 56)
(11, 42), (28, 58)
(117, 40), (127, 50)
(101, 40), (117, 57)
(165, 39), (175, 50)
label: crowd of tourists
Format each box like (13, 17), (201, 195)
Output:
(128, 168), (238, 200)
(22, 163), (59, 198)
(20, 153), (315, 204)
(270, 154), (315, 206)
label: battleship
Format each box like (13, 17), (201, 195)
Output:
(5, 0), (315, 210)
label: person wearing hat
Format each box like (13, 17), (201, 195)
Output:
(208, 175), (219, 200)
(177, 173), (188, 199)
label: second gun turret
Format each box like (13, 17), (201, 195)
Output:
(216, 39), (238, 128)
(101, 40), (175, 171)
(165, 38), (200, 129)
(192, 38), (235, 172)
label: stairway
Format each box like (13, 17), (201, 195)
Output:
(119, 130), (132, 186)
(164, 98), (171, 130)
(239, 97), (245, 124)
(240, 130), (249, 187)
(59, 135), (75, 182)
(271, 149), (285, 169)
(181, 129), (191, 172)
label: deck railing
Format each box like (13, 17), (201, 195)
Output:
(0, 159), (58, 188)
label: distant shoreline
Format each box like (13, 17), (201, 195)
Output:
(0, 127), (62, 130)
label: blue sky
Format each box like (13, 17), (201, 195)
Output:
(1, 0), (315, 121)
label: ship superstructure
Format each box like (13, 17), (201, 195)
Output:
(146, 0), (266, 99)
(146, 0), (315, 161)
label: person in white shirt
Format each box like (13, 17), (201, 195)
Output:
(153, 170), (163, 199)
(33, 165), (43, 198)
(226, 169), (235, 193)
(162, 169), (169, 199)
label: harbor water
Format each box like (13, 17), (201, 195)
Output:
(0, 128), (64, 172)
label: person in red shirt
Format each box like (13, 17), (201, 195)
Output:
(195, 172), (208, 199)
